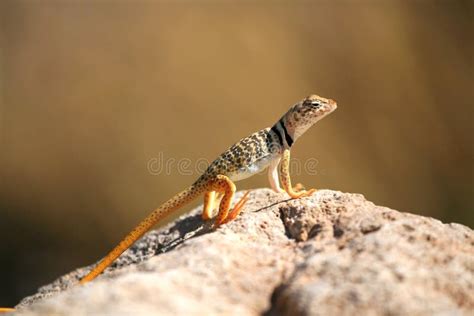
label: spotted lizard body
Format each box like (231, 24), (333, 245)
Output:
(77, 94), (337, 284)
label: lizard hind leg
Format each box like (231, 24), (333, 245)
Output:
(221, 190), (250, 224)
(202, 191), (216, 220)
(210, 175), (249, 227)
(202, 191), (225, 220)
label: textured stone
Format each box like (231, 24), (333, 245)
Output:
(14, 189), (474, 315)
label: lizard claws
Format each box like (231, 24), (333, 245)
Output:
(288, 188), (317, 199)
(218, 191), (250, 226)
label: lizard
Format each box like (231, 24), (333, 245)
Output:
(0, 94), (336, 313)
(78, 94), (337, 284)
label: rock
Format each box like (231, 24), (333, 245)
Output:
(14, 189), (474, 315)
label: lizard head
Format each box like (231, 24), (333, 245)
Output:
(282, 94), (337, 141)
(300, 94), (337, 120)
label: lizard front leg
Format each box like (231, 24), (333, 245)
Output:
(279, 149), (316, 199)
(268, 157), (285, 193)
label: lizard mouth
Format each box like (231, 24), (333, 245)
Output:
(324, 100), (337, 114)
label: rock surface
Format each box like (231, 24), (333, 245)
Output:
(14, 189), (474, 315)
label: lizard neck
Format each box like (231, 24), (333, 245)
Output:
(271, 119), (294, 149)
(271, 110), (312, 149)
(271, 103), (323, 148)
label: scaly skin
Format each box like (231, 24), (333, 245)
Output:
(0, 95), (338, 306)
(80, 94), (337, 284)
(0, 94), (337, 312)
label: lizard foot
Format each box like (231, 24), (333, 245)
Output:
(293, 183), (305, 192)
(220, 191), (250, 225)
(288, 188), (317, 199)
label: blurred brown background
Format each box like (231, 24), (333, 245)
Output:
(0, 0), (472, 306)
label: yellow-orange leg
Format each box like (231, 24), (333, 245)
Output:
(202, 191), (216, 220)
(202, 191), (224, 220)
(293, 183), (306, 192)
(214, 192), (224, 210)
(209, 175), (248, 227)
(280, 149), (316, 199)
(221, 191), (250, 224)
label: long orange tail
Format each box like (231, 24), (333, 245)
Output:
(80, 184), (205, 284)
(0, 307), (15, 313)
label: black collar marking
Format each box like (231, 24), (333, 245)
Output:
(280, 120), (294, 147)
(271, 125), (283, 146)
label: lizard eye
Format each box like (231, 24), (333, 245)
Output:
(310, 101), (321, 108)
